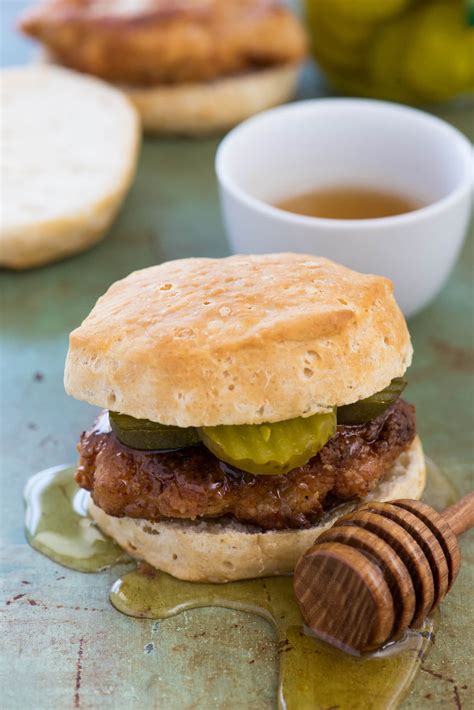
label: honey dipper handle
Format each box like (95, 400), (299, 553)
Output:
(441, 491), (474, 537)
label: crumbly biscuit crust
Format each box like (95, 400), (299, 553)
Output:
(65, 253), (412, 426)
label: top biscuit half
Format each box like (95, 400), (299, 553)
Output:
(64, 253), (412, 427)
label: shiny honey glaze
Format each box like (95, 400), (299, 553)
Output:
(110, 567), (436, 710)
(24, 459), (457, 709)
(24, 464), (126, 571)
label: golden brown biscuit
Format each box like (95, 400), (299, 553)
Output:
(64, 253), (413, 427)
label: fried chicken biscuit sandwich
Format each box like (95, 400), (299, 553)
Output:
(64, 253), (425, 582)
(20, 0), (307, 135)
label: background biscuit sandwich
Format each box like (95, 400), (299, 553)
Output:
(20, 0), (308, 135)
(64, 253), (425, 582)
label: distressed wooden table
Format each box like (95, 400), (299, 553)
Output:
(1, 4), (473, 709)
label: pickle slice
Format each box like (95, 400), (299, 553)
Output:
(199, 410), (336, 476)
(337, 377), (407, 426)
(109, 412), (200, 451)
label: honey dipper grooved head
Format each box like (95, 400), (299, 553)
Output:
(293, 496), (467, 654)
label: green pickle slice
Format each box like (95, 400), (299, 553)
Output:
(109, 412), (200, 451)
(337, 377), (407, 425)
(199, 410), (336, 476)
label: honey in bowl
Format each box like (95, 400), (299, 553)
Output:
(274, 185), (423, 220)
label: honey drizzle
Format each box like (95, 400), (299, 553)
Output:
(24, 465), (126, 571)
(23, 458), (456, 708)
(110, 567), (435, 710)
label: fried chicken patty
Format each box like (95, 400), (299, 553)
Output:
(20, 0), (307, 85)
(76, 399), (416, 530)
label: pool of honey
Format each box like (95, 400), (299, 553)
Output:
(24, 459), (456, 709)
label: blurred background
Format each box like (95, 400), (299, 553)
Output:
(306, 0), (474, 105)
(3, 0), (474, 104)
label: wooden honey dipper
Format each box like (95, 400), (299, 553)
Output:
(293, 492), (474, 654)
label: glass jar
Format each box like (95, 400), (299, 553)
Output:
(305, 0), (474, 104)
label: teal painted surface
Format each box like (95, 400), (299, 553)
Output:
(1, 4), (473, 709)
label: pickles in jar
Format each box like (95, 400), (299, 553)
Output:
(109, 411), (200, 450)
(199, 410), (336, 476)
(337, 377), (407, 425)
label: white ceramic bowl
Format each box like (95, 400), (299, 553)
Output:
(216, 99), (473, 317)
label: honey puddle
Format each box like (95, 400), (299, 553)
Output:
(24, 464), (126, 571)
(110, 567), (436, 710)
(24, 459), (457, 709)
